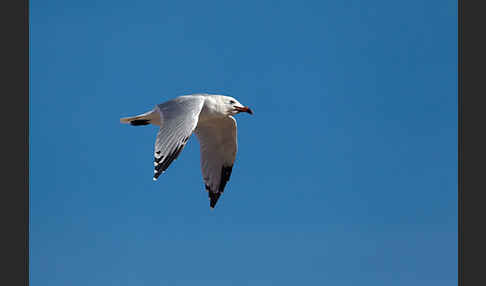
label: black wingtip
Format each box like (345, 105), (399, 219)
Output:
(130, 119), (150, 126)
(204, 165), (234, 209)
(209, 191), (222, 208)
(219, 166), (233, 193)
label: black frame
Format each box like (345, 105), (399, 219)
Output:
(1, 0), (29, 285)
(459, 0), (486, 285)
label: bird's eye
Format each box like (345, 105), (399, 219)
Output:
(229, 100), (235, 104)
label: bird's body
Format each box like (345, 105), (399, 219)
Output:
(120, 94), (253, 208)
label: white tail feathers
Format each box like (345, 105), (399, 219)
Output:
(120, 109), (161, 126)
(120, 115), (146, 124)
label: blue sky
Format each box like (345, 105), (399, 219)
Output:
(30, 1), (457, 285)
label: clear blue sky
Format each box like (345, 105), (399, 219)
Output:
(30, 1), (457, 285)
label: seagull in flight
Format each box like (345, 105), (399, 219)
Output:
(120, 94), (253, 208)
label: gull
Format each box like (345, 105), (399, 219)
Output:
(120, 94), (253, 208)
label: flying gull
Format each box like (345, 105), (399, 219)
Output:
(120, 94), (253, 208)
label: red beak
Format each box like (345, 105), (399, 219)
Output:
(234, 106), (253, 115)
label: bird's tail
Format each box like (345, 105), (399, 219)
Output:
(120, 109), (161, 126)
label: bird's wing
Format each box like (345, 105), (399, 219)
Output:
(153, 96), (205, 180)
(195, 116), (238, 208)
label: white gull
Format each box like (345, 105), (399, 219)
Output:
(120, 94), (253, 208)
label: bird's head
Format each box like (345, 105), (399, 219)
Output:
(219, 95), (253, 116)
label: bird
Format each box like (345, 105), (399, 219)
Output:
(120, 94), (253, 209)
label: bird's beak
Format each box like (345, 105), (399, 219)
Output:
(234, 106), (253, 115)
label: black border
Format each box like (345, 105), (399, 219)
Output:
(1, 0), (29, 285)
(460, 0), (486, 285)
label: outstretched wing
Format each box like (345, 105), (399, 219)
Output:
(153, 96), (205, 180)
(195, 116), (237, 208)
